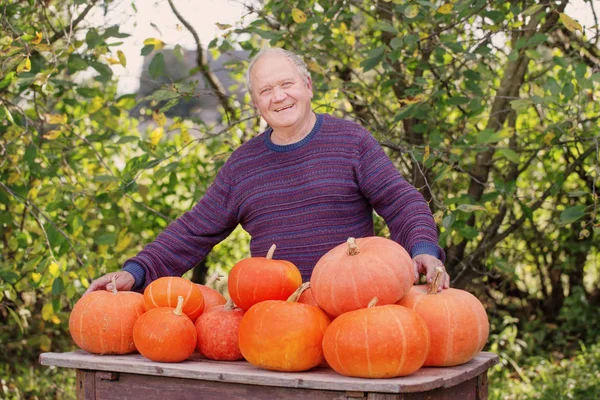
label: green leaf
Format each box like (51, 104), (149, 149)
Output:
(94, 232), (117, 245)
(443, 213), (456, 229)
(498, 148), (520, 163)
(6, 306), (24, 334)
(173, 44), (184, 62)
(404, 4), (420, 19)
(457, 204), (487, 213)
(85, 29), (104, 49)
(559, 205), (586, 224)
(140, 44), (154, 56)
(67, 54), (89, 73)
(523, 4), (544, 16)
(148, 53), (165, 79)
(52, 277), (64, 296)
(510, 99), (532, 112)
(447, 96), (470, 105)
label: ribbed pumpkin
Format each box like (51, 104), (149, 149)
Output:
(195, 299), (245, 361)
(196, 272), (227, 309)
(397, 267), (489, 366)
(238, 283), (330, 371)
(133, 296), (197, 362)
(69, 277), (145, 354)
(144, 277), (205, 322)
(322, 299), (430, 378)
(311, 237), (414, 317)
(228, 244), (302, 311)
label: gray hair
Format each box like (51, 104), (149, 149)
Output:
(246, 48), (311, 94)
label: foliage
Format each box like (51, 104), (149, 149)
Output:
(1, 0), (600, 398)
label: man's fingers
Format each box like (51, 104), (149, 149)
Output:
(412, 261), (419, 283)
(84, 275), (110, 295)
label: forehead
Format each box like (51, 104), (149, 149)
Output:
(250, 55), (303, 88)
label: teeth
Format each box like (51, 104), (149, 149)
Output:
(275, 105), (293, 112)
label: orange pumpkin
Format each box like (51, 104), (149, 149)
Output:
(69, 277), (145, 354)
(238, 283), (330, 371)
(196, 272), (227, 309)
(133, 296), (197, 362)
(195, 299), (245, 361)
(228, 244), (302, 311)
(144, 277), (205, 322)
(397, 267), (489, 366)
(322, 299), (430, 378)
(311, 237), (414, 317)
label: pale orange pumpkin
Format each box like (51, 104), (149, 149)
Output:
(228, 244), (302, 311)
(238, 283), (330, 371)
(195, 299), (245, 361)
(397, 267), (489, 366)
(311, 237), (414, 317)
(133, 296), (197, 362)
(195, 272), (227, 309)
(144, 276), (205, 322)
(69, 276), (146, 354)
(322, 298), (430, 378)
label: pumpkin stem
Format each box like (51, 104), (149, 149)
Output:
(368, 297), (378, 308)
(206, 272), (223, 287)
(427, 267), (445, 295)
(287, 282), (310, 303)
(110, 275), (118, 295)
(266, 244), (277, 260)
(173, 296), (185, 316)
(346, 237), (360, 256)
(224, 298), (236, 311)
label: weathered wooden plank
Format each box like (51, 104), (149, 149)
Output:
(76, 369), (95, 400)
(40, 351), (498, 394)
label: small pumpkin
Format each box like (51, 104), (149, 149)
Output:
(133, 296), (197, 362)
(228, 244), (302, 311)
(311, 237), (414, 317)
(322, 298), (430, 378)
(69, 276), (146, 354)
(144, 276), (205, 322)
(238, 283), (330, 372)
(397, 267), (489, 366)
(196, 272), (227, 309)
(195, 299), (245, 361)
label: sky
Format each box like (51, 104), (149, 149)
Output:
(88, 0), (599, 95)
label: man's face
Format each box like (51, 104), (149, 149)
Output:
(250, 54), (314, 132)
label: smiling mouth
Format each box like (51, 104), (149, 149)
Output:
(274, 104), (294, 112)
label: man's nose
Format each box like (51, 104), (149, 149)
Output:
(272, 86), (287, 102)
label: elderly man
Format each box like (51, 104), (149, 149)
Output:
(86, 48), (449, 294)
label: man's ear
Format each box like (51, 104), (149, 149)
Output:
(307, 76), (314, 98)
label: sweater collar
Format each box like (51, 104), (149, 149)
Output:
(264, 113), (324, 152)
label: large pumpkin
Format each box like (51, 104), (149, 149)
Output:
(228, 244), (302, 311)
(311, 237), (414, 317)
(238, 283), (330, 371)
(397, 267), (489, 366)
(322, 299), (430, 378)
(133, 296), (197, 362)
(144, 276), (205, 322)
(195, 272), (227, 309)
(195, 299), (245, 361)
(69, 277), (146, 354)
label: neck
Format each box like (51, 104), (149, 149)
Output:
(270, 112), (317, 145)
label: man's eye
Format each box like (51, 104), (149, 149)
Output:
(260, 88), (272, 95)
(282, 82), (293, 88)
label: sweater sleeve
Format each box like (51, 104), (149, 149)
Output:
(356, 130), (445, 262)
(123, 161), (239, 291)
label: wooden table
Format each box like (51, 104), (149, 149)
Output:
(40, 351), (498, 399)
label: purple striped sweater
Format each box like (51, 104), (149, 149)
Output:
(124, 114), (444, 290)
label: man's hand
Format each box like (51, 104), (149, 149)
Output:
(412, 254), (450, 292)
(84, 271), (135, 295)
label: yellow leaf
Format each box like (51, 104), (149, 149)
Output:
(559, 13), (582, 32)
(81, 277), (89, 289)
(306, 60), (325, 74)
(41, 303), (54, 321)
(346, 33), (356, 47)
(39, 334), (52, 352)
(16, 56), (31, 73)
(114, 233), (133, 252)
(339, 22), (348, 34)
(7, 172), (20, 185)
(88, 97), (104, 114)
(44, 114), (67, 124)
(423, 145), (430, 163)
(292, 8), (307, 24)
(0, 36), (13, 48)
(106, 57), (121, 65)
(437, 4), (453, 14)
(32, 272), (42, 283)
(215, 22), (232, 30)
(117, 50), (127, 67)
(48, 262), (59, 277)
(143, 38), (165, 50)
(43, 130), (61, 140)
(399, 93), (426, 105)
(149, 127), (164, 145)
(32, 31), (43, 45)
(404, 5), (420, 19)
(51, 315), (61, 325)
(544, 132), (555, 145)
(152, 110), (167, 127)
